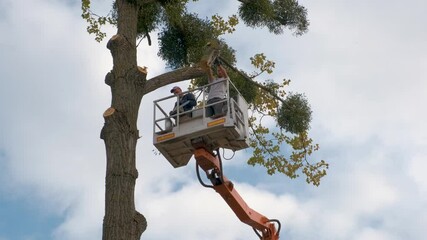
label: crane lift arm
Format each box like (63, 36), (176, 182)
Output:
(193, 148), (281, 240)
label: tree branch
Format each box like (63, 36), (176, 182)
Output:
(218, 56), (285, 104)
(249, 122), (277, 160)
(144, 66), (206, 94)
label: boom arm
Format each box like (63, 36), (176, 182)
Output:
(194, 148), (280, 240)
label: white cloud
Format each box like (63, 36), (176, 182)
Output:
(408, 152), (427, 196)
(2, 0), (427, 240)
(354, 227), (398, 240)
(52, 189), (104, 240)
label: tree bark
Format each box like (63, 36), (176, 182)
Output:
(100, 1), (212, 239)
(101, 0), (147, 239)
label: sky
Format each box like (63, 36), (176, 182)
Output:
(1, 0), (427, 239)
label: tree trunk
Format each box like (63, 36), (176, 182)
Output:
(98, 1), (213, 239)
(100, 0), (147, 239)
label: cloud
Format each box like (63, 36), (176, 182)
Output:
(2, 0), (427, 240)
(408, 151), (427, 196)
(0, 0), (109, 238)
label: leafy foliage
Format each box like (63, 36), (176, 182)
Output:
(227, 69), (258, 104)
(135, 2), (162, 39)
(248, 128), (328, 186)
(158, 13), (217, 68)
(250, 53), (276, 75)
(81, 0), (116, 42)
(235, 55), (327, 186)
(278, 92), (312, 134)
(239, 0), (309, 35)
(211, 14), (239, 36)
(238, 0), (271, 28)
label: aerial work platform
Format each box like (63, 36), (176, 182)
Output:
(153, 79), (250, 168)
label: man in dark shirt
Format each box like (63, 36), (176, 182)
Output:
(169, 86), (197, 117)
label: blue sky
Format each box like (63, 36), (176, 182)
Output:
(1, 0), (427, 239)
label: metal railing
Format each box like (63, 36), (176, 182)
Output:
(153, 78), (248, 134)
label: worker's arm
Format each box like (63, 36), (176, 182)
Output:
(185, 93), (197, 108)
(218, 64), (229, 79)
(180, 97), (195, 109)
(176, 93), (197, 112)
(207, 67), (215, 83)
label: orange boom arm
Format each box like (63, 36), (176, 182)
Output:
(194, 148), (280, 240)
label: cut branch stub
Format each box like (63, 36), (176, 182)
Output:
(105, 72), (114, 86)
(138, 66), (147, 74)
(137, 66), (148, 83)
(106, 34), (124, 50)
(107, 34), (136, 71)
(133, 211), (147, 239)
(103, 107), (116, 118)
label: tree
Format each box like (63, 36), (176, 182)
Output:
(81, 0), (328, 239)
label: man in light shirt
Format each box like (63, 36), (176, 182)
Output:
(207, 62), (229, 118)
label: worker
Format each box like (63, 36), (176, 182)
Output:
(169, 86), (197, 117)
(207, 61), (229, 118)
